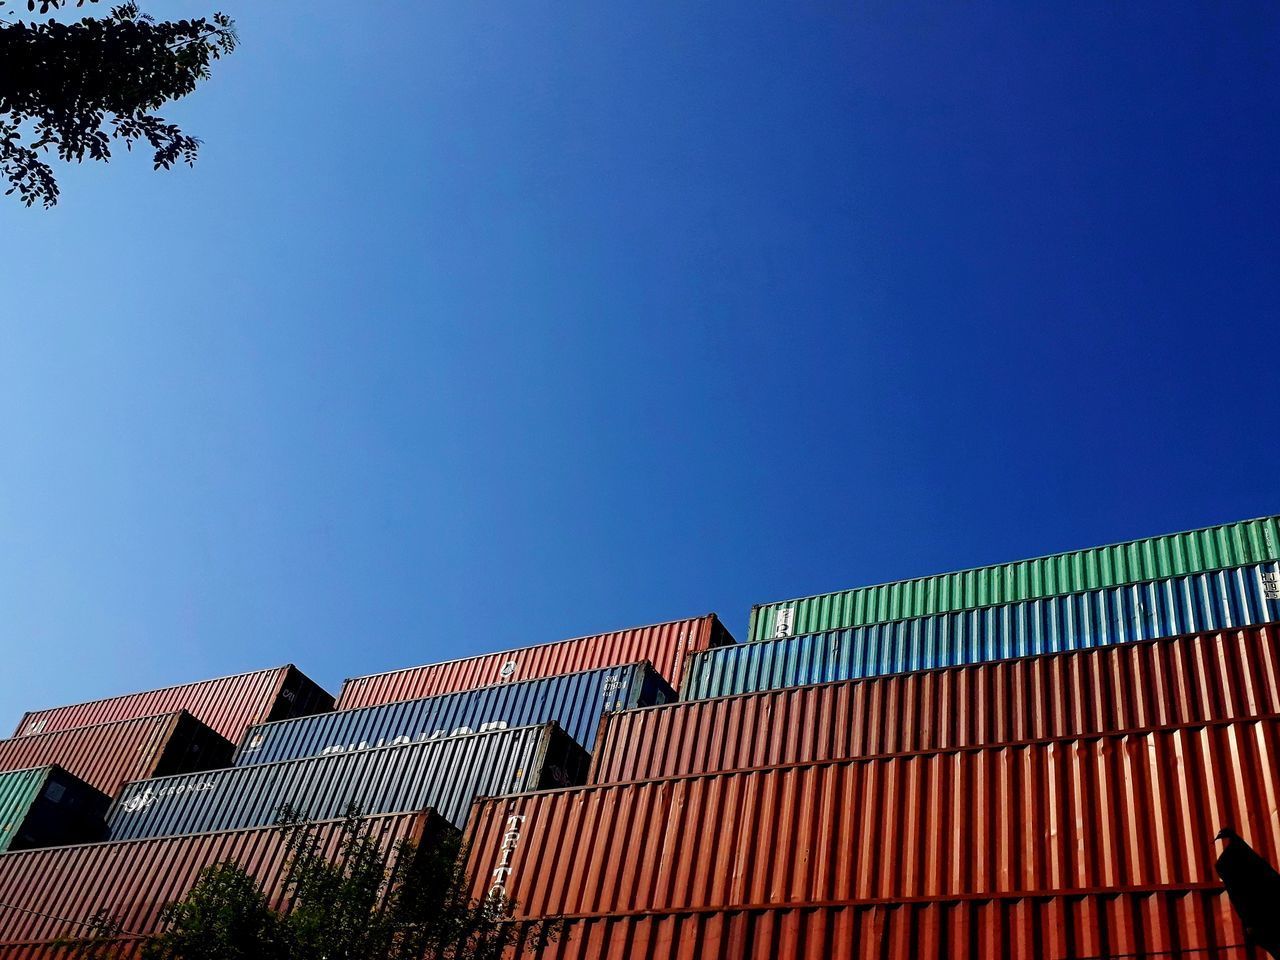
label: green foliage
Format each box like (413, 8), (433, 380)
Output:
(143, 863), (290, 960)
(50, 907), (135, 959)
(0, 0), (236, 206)
(133, 804), (562, 960)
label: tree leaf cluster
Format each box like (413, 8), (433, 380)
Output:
(58, 805), (561, 960)
(0, 0), (235, 206)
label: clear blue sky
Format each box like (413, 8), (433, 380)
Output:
(1, 3), (1276, 730)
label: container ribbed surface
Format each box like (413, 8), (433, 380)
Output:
(749, 515), (1280, 640)
(686, 562), (1280, 699)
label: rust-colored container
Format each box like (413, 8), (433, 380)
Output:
(0, 712), (232, 797)
(466, 720), (1280, 917)
(336, 615), (734, 709)
(590, 625), (1280, 782)
(506, 891), (1257, 960)
(15, 665), (333, 744)
(0, 810), (449, 948)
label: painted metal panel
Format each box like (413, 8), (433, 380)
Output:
(236, 661), (673, 767)
(0, 712), (233, 797)
(509, 892), (1256, 960)
(108, 722), (587, 839)
(749, 514), (1280, 640)
(687, 563), (1280, 699)
(14, 665), (333, 744)
(337, 615), (733, 709)
(593, 625), (1280, 782)
(0, 767), (107, 852)
(0, 811), (446, 949)
(466, 720), (1280, 916)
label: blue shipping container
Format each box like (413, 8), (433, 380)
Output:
(106, 722), (586, 839)
(684, 562), (1280, 699)
(233, 661), (672, 767)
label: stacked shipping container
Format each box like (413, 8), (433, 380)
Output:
(456, 521), (1280, 959)
(0, 711), (232, 796)
(6, 517), (1280, 958)
(0, 811), (450, 946)
(14, 664), (333, 744)
(337, 614), (732, 707)
(107, 722), (587, 837)
(235, 661), (672, 766)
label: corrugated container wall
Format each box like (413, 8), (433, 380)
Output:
(592, 625), (1280, 782)
(749, 514), (1280, 640)
(237, 661), (672, 767)
(685, 563), (1280, 700)
(0, 767), (107, 852)
(0, 811), (449, 948)
(508, 892), (1256, 960)
(0, 712), (233, 797)
(337, 615), (733, 710)
(14, 665), (333, 744)
(466, 720), (1280, 916)
(108, 721), (587, 839)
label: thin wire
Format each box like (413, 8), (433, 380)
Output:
(0, 898), (144, 939)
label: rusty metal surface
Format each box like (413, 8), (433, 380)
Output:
(508, 892), (1258, 960)
(0, 811), (445, 947)
(466, 720), (1280, 917)
(0, 712), (231, 797)
(14, 665), (332, 744)
(591, 626), (1280, 782)
(336, 615), (733, 709)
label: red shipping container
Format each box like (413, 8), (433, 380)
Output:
(15, 665), (333, 744)
(0, 712), (231, 797)
(466, 719), (1280, 917)
(591, 625), (1280, 782)
(337, 615), (734, 709)
(506, 891), (1258, 960)
(0, 810), (449, 949)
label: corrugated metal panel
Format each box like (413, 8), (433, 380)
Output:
(0, 811), (445, 948)
(593, 625), (1280, 782)
(0, 940), (148, 959)
(749, 514), (1280, 640)
(0, 767), (107, 852)
(687, 563), (1280, 699)
(509, 892), (1254, 960)
(14, 665), (334, 743)
(336, 615), (733, 709)
(237, 661), (673, 767)
(465, 720), (1280, 916)
(108, 721), (587, 838)
(0, 712), (233, 797)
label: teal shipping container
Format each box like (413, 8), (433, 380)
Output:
(749, 514), (1280, 641)
(688, 561), (1280, 699)
(0, 766), (108, 852)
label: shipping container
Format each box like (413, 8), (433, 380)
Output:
(0, 712), (232, 797)
(0, 810), (448, 949)
(15, 665), (333, 744)
(0, 767), (107, 852)
(749, 514), (1280, 641)
(337, 615), (733, 709)
(507, 891), (1257, 960)
(593, 625), (1280, 782)
(466, 719), (1279, 917)
(108, 721), (587, 839)
(0, 940), (147, 959)
(686, 563), (1280, 700)
(237, 661), (672, 768)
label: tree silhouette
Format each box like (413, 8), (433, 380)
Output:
(0, 0), (236, 207)
(136, 805), (562, 960)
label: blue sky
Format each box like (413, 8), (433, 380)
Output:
(1, 2), (1276, 729)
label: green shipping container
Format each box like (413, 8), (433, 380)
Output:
(749, 514), (1280, 642)
(0, 766), (108, 853)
